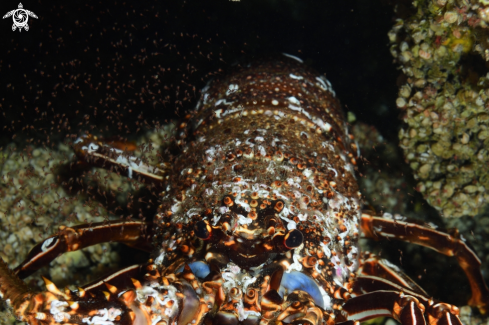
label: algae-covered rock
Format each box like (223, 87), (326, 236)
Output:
(390, 0), (489, 217)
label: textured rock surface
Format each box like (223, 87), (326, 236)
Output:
(389, 0), (489, 218)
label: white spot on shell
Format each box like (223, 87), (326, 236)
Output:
(286, 245), (303, 273)
(237, 214), (253, 225)
(226, 84), (238, 95)
(288, 96), (300, 105)
(289, 73), (303, 80)
(41, 237), (56, 252)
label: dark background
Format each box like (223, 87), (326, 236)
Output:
(0, 0), (399, 145)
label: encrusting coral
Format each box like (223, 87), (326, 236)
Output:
(389, 0), (489, 218)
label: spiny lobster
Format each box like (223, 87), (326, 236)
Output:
(0, 55), (488, 325)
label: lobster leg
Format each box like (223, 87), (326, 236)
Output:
(1, 255), (224, 325)
(342, 290), (427, 325)
(72, 134), (167, 188)
(0, 256), (147, 325)
(360, 213), (489, 314)
(14, 220), (154, 279)
(342, 254), (463, 325)
(356, 255), (429, 297)
(342, 290), (447, 325)
(0, 135), (171, 323)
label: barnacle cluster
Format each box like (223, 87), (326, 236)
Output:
(389, 0), (489, 217)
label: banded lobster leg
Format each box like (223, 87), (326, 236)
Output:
(14, 220), (155, 279)
(341, 255), (463, 325)
(71, 134), (168, 187)
(340, 212), (489, 325)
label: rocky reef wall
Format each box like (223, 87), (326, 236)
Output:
(389, 0), (489, 218)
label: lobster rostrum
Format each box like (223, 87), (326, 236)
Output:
(1, 55), (488, 325)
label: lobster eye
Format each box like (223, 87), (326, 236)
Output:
(195, 220), (211, 240)
(284, 229), (303, 249)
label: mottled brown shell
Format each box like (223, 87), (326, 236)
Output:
(154, 55), (361, 314)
